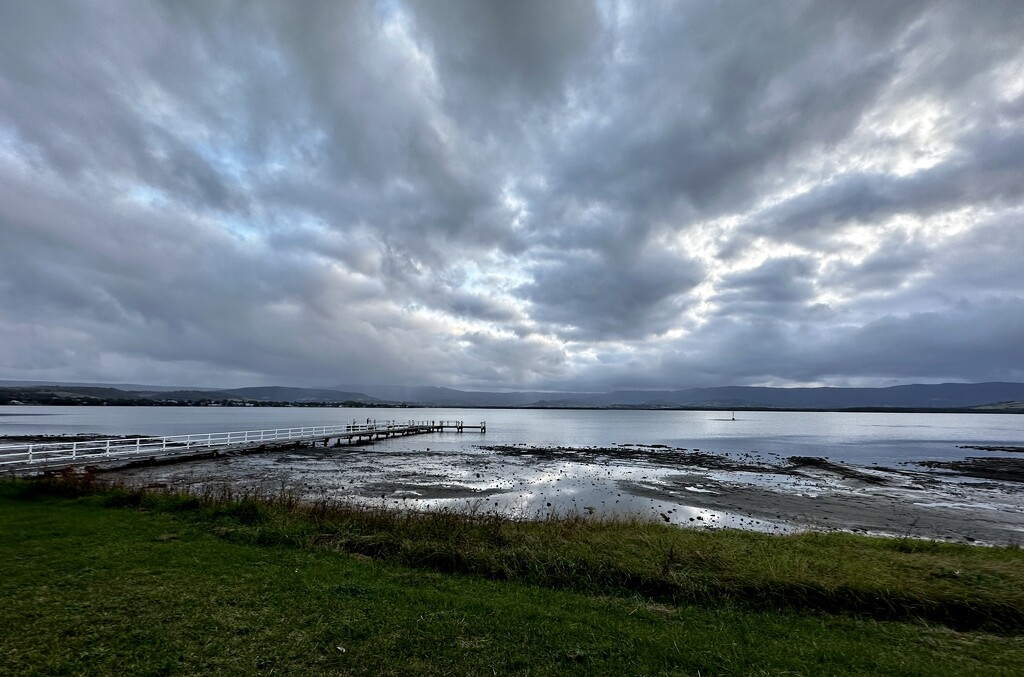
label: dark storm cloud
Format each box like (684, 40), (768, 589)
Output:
(456, 330), (569, 388)
(927, 214), (1024, 294)
(407, 0), (600, 112)
(823, 234), (930, 295)
(578, 293), (1024, 391)
(748, 120), (1024, 247)
(1, 0), (1022, 389)
(821, 298), (1024, 382)
(519, 248), (704, 340)
(718, 257), (818, 306)
(0, 2), (253, 211)
(532, 0), (924, 227)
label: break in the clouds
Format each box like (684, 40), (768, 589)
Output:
(1, 0), (1022, 390)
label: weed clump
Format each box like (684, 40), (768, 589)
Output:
(4, 476), (1023, 633)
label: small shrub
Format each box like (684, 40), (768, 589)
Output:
(101, 490), (144, 508)
(224, 499), (269, 525)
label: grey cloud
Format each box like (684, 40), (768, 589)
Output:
(717, 257), (818, 306)
(407, 0), (600, 112)
(823, 236), (930, 295)
(927, 213), (1024, 294)
(530, 0), (923, 236)
(1, 1), (1022, 390)
(810, 297), (1024, 383)
(751, 124), (1024, 246)
(0, 2), (255, 211)
(455, 331), (568, 388)
(518, 248), (704, 341)
(446, 293), (518, 324)
(585, 295), (1024, 391)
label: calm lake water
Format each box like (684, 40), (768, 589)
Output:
(1, 405), (1021, 463)
(5, 406), (1023, 542)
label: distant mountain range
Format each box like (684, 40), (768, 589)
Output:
(0, 382), (379, 405)
(0, 379), (215, 393)
(336, 382), (1024, 410)
(332, 385), (554, 407)
(156, 386), (379, 403)
(2, 380), (1023, 411)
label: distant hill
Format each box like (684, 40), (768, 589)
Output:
(0, 385), (141, 401)
(0, 379), (214, 392)
(620, 383), (1024, 409)
(335, 382), (1024, 410)
(969, 400), (1024, 412)
(332, 385), (557, 407)
(0, 384), (380, 406)
(219, 386), (378, 403)
(3, 380), (1023, 410)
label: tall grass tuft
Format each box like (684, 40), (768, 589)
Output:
(7, 475), (1023, 633)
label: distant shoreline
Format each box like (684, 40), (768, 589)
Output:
(1, 400), (1021, 414)
(4, 381), (1024, 412)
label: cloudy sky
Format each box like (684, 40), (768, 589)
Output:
(1, 0), (1022, 391)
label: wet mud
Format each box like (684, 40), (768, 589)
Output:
(87, 441), (1024, 546)
(914, 457), (1024, 483)
(957, 445), (1024, 454)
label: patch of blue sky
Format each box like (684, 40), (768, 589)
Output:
(213, 211), (267, 243)
(0, 124), (18, 152)
(126, 184), (170, 209)
(189, 126), (322, 189)
(0, 124), (38, 173)
(373, 0), (403, 22)
(464, 255), (531, 292)
(191, 138), (252, 184)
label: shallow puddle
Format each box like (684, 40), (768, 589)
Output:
(108, 441), (1024, 545)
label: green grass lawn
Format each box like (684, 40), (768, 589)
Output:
(1, 479), (1022, 675)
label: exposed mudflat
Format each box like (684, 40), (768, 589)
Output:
(957, 445), (1024, 454)
(914, 457), (1024, 483)
(97, 441), (1024, 546)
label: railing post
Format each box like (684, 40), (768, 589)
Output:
(0, 419), (492, 470)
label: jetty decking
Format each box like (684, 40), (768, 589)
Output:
(0, 419), (485, 472)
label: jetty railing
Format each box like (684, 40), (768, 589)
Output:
(0, 420), (484, 468)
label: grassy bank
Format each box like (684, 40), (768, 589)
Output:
(2, 478), (1023, 675)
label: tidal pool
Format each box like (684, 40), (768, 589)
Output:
(106, 440), (1024, 545)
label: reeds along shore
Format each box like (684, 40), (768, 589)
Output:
(13, 473), (1024, 634)
(4, 474), (1024, 675)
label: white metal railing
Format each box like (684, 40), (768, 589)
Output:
(0, 420), (450, 468)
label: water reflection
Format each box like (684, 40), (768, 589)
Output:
(108, 439), (1024, 544)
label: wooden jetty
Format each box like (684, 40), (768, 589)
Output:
(0, 419), (486, 472)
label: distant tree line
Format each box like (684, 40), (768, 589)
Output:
(0, 387), (406, 408)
